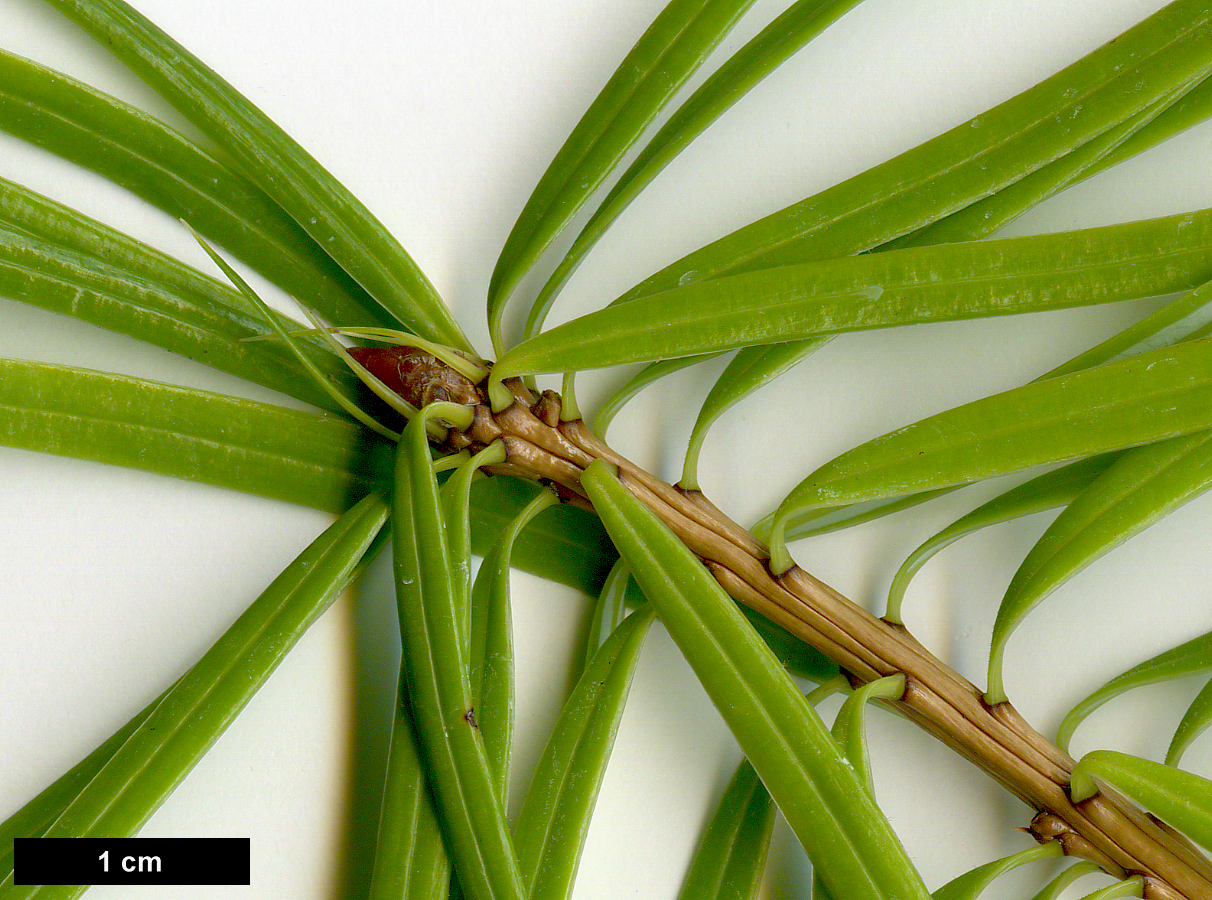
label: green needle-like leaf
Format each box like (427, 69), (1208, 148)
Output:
(367, 671), (452, 900)
(885, 455), (1121, 623)
(830, 674), (904, 792)
(1028, 862), (1104, 900)
(617, 0), (1212, 301)
(1168, 678), (1212, 767)
(1056, 628), (1212, 754)
(769, 335), (1212, 573)
(1077, 877), (1145, 900)
(43, 0), (468, 349)
(0, 49), (386, 330)
(0, 685), (171, 882)
(593, 354), (714, 440)
(493, 208), (1212, 381)
(1, 493), (389, 899)
(989, 429), (1212, 702)
(0, 358), (394, 512)
(526, 0), (866, 338)
(676, 758), (776, 900)
(581, 459), (929, 900)
(1070, 750), (1212, 853)
(392, 407), (525, 900)
(931, 844), (1064, 900)
(487, 0), (758, 352)
(512, 606), (654, 900)
(681, 339), (829, 489)
(470, 487), (558, 798)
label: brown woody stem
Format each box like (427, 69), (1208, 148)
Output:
(439, 373), (1212, 900)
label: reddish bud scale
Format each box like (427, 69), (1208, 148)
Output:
(348, 346), (480, 409)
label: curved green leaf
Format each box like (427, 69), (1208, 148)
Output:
(493, 208), (1212, 381)
(886, 454), (1121, 623)
(676, 758), (776, 900)
(681, 339), (829, 489)
(769, 335), (1212, 572)
(989, 429), (1212, 701)
(469, 487), (558, 798)
(512, 607), (654, 900)
(392, 408), (524, 900)
(1076, 877), (1144, 900)
(1070, 750), (1212, 853)
(931, 843), (1063, 900)
(830, 674), (904, 791)
(1028, 862), (1104, 900)
(581, 459), (929, 900)
(0, 358), (393, 512)
(617, 0), (1212, 302)
(0, 217), (359, 412)
(1168, 677), (1212, 767)
(1056, 628), (1212, 754)
(1, 493), (389, 899)
(367, 671), (451, 900)
(526, 0), (865, 338)
(487, 0), (758, 352)
(593, 354), (715, 440)
(44, 0), (468, 349)
(0, 49), (386, 330)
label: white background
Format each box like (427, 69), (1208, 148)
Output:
(2, 1), (1212, 897)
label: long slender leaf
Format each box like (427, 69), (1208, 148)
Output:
(931, 844), (1063, 900)
(0, 49), (386, 330)
(1070, 750), (1212, 853)
(676, 758), (776, 900)
(581, 459), (929, 900)
(392, 407), (524, 900)
(768, 335), (1212, 572)
(367, 671), (452, 900)
(492, 208), (1212, 381)
(885, 455), (1121, 622)
(526, 0), (866, 338)
(1056, 628), (1212, 754)
(989, 429), (1212, 701)
(681, 338), (829, 489)
(593, 354), (714, 440)
(0, 358), (393, 512)
(487, 0), (758, 352)
(1028, 862), (1104, 900)
(829, 674), (904, 792)
(616, 0), (1212, 302)
(1168, 677), (1212, 767)
(512, 607), (654, 900)
(469, 487), (559, 798)
(43, 0), (468, 349)
(1, 493), (389, 898)
(1077, 877), (1145, 900)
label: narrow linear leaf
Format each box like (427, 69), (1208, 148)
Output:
(575, 559), (636, 677)
(527, 0), (866, 338)
(618, 0), (1212, 301)
(0, 358), (393, 513)
(513, 607), (654, 900)
(1028, 862), (1104, 900)
(676, 758), (776, 900)
(1070, 750), (1212, 853)
(1077, 876), (1145, 900)
(931, 844), (1064, 900)
(44, 0), (468, 349)
(989, 429), (1212, 701)
(0, 685), (171, 881)
(1056, 628), (1212, 754)
(493, 208), (1212, 381)
(487, 0), (758, 352)
(830, 674), (905, 791)
(469, 487), (559, 798)
(581, 459), (929, 900)
(682, 338), (829, 489)
(0, 220), (358, 412)
(392, 407), (525, 900)
(1, 493), (389, 899)
(769, 336), (1212, 573)
(368, 670), (452, 900)
(593, 354), (715, 440)
(1168, 677), (1212, 767)
(0, 49), (386, 329)
(886, 454), (1121, 623)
